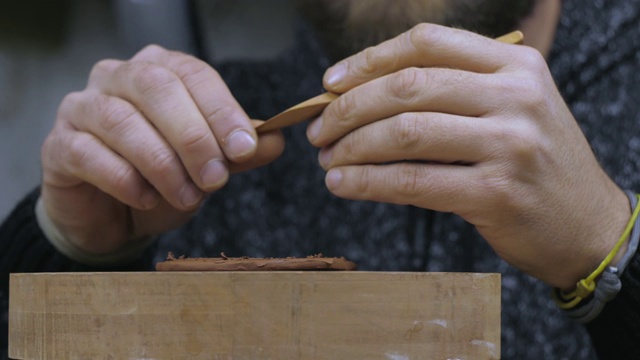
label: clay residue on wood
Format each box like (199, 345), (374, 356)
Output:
(156, 252), (356, 272)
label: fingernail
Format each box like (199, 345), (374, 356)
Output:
(200, 159), (228, 189)
(325, 63), (346, 89)
(226, 130), (256, 159)
(180, 183), (203, 208)
(318, 147), (332, 168)
(325, 169), (342, 191)
(140, 189), (159, 209)
(307, 116), (323, 142)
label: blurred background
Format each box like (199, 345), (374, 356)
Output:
(0, 0), (296, 220)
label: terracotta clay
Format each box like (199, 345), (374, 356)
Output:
(156, 253), (357, 271)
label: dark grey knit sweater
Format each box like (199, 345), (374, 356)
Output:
(1, 0), (639, 358)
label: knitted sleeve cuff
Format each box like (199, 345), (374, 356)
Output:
(1, 187), (156, 273)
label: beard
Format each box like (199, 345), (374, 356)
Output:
(298, 0), (536, 61)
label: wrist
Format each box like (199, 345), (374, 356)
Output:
(35, 196), (155, 266)
(553, 191), (640, 321)
(557, 188), (631, 291)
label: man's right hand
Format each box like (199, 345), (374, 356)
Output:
(40, 45), (284, 256)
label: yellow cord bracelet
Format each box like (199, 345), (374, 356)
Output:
(553, 194), (640, 310)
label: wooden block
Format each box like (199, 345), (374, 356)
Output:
(9, 272), (500, 359)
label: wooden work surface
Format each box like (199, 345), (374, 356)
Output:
(9, 271), (500, 359)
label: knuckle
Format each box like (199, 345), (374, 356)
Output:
(178, 126), (212, 155)
(332, 92), (357, 122)
(147, 148), (178, 177)
(174, 56), (214, 83)
(408, 23), (441, 50)
(510, 48), (550, 100)
(111, 164), (138, 196)
(355, 46), (382, 77)
(474, 125), (546, 211)
(521, 81), (547, 111)
(397, 165), (423, 196)
(136, 44), (169, 59)
(40, 134), (59, 169)
(57, 91), (85, 119)
(476, 169), (512, 207)
(41, 133), (54, 155)
(516, 47), (548, 74)
(494, 125), (529, 155)
(476, 163), (533, 215)
(387, 67), (425, 102)
(522, 76), (547, 108)
(88, 59), (119, 84)
(203, 104), (236, 125)
(354, 166), (373, 195)
(65, 135), (97, 171)
(340, 133), (359, 162)
(130, 63), (179, 97)
(98, 99), (139, 135)
(392, 113), (423, 151)
(90, 59), (112, 76)
(492, 123), (544, 167)
(495, 73), (547, 114)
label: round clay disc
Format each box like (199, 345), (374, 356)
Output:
(156, 254), (357, 271)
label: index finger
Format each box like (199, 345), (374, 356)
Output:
(323, 24), (523, 93)
(133, 46), (258, 164)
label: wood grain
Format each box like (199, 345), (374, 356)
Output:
(9, 272), (500, 359)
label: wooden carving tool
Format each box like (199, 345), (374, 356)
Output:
(255, 92), (338, 133)
(254, 30), (524, 134)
